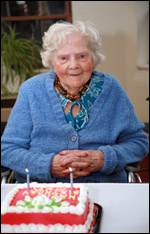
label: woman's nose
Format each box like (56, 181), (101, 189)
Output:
(69, 58), (79, 69)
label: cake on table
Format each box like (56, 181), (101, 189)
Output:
(1, 183), (97, 233)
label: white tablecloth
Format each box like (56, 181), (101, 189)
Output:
(1, 183), (149, 233)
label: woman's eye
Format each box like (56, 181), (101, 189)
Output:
(78, 54), (87, 60)
(61, 57), (66, 60)
(59, 56), (68, 63)
(80, 55), (85, 58)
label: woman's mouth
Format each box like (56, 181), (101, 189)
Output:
(68, 73), (82, 76)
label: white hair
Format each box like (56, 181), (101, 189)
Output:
(40, 21), (105, 69)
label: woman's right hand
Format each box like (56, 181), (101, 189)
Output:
(51, 153), (90, 178)
(51, 154), (67, 178)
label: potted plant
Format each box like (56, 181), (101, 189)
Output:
(1, 23), (42, 135)
(1, 23), (42, 97)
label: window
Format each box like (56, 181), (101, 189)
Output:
(137, 1), (149, 69)
(1, 1), (72, 43)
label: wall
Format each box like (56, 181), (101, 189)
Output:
(72, 1), (149, 122)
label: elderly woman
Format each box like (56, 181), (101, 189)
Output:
(1, 21), (148, 183)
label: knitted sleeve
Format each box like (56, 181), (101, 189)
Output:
(98, 78), (149, 175)
(1, 85), (56, 183)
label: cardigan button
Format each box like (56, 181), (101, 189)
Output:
(71, 135), (77, 142)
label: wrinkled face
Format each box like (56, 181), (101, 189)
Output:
(53, 32), (93, 94)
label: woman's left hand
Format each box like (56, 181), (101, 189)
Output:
(59, 150), (104, 179)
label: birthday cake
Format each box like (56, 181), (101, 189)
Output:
(1, 183), (96, 233)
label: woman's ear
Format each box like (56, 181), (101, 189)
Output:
(51, 52), (56, 70)
(51, 59), (54, 70)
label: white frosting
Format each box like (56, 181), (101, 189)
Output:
(1, 183), (88, 215)
(1, 199), (94, 233)
(31, 194), (52, 207)
(55, 196), (62, 203)
(61, 201), (69, 206)
(24, 195), (32, 203)
(16, 200), (25, 206)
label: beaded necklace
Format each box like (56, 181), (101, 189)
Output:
(54, 76), (90, 102)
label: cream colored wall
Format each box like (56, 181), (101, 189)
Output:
(72, 1), (149, 122)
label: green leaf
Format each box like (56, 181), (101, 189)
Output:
(38, 205), (44, 209)
(27, 204), (35, 209)
(1, 23), (42, 96)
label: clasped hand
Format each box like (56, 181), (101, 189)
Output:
(51, 150), (104, 179)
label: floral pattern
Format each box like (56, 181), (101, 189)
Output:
(15, 195), (69, 210)
(56, 73), (104, 131)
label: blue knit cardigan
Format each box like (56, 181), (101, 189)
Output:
(1, 70), (148, 183)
